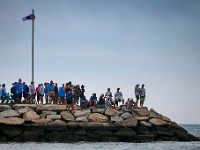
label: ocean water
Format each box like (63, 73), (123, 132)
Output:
(0, 124), (200, 150)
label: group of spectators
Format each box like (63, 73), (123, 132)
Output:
(0, 78), (146, 110)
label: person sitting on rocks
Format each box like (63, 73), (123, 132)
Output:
(80, 95), (88, 110)
(98, 94), (105, 107)
(89, 93), (97, 108)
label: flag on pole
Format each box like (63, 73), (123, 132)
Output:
(22, 14), (35, 21)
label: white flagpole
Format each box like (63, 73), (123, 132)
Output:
(32, 9), (34, 82)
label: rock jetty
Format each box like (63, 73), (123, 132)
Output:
(0, 104), (199, 142)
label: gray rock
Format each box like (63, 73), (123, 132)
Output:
(60, 111), (75, 121)
(76, 116), (88, 122)
(149, 118), (168, 126)
(73, 110), (91, 118)
(23, 111), (40, 121)
(111, 116), (123, 122)
(0, 109), (19, 118)
(139, 121), (152, 127)
(88, 113), (108, 123)
(36, 104), (66, 112)
(0, 125), (22, 137)
(122, 117), (138, 127)
(120, 112), (132, 120)
(133, 107), (149, 116)
(0, 117), (24, 125)
(47, 115), (61, 120)
(45, 120), (67, 131)
(115, 128), (137, 137)
(105, 109), (123, 117)
(42, 111), (57, 116)
(17, 107), (34, 115)
(0, 105), (11, 112)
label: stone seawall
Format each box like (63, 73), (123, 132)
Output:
(0, 104), (199, 142)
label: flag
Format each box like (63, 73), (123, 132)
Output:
(22, 14), (35, 21)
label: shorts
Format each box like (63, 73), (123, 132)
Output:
(115, 100), (119, 106)
(49, 91), (55, 97)
(140, 96), (145, 101)
(17, 93), (22, 99)
(136, 95), (140, 100)
(66, 99), (73, 105)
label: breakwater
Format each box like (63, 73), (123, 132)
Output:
(0, 104), (199, 142)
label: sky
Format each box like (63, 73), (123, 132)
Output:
(0, 0), (200, 124)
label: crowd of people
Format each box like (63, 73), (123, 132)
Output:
(0, 78), (146, 111)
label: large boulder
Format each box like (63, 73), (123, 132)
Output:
(92, 108), (105, 113)
(136, 126), (152, 135)
(0, 117), (24, 125)
(42, 111), (57, 116)
(105, 109), (123, 117)
(76, 116), (88, 122)
(0, 109), (19, 118)
(115, 128), (137, 137)
(88, 113), (109, 123)
(73, 110), (91, 118)
(23, 111), (40, 121)
(0, 105), (11, 112)
(0, 125), (22, 137)
(111, 116), (123, 122)
(120, 112), (132, 120)
(136, 116), (149, 121)
(17, 107), (34, 116)
(155, 126), (174, 137)
(13, 104), (38, 110)
(122, 117), (138, 127)
(60, 111), (75, 122)
(133, 107), (149, 116)
(32, 118), (52, 125)
(47, 115), (61, 120)
(139, 121), (152, 127)
(36, 105), (66, 112)
(45, 120), (67, 130)
(150, 118), (168, 126)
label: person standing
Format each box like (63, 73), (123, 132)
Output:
(48, 80), (55, 104)
(135, 84), (141, 106)
(39, 83), (45, 104)
(58, 84), (65, 105)
(1, 84), (7, 103)
(0, 84), (2, 100)
(15, 78), (23, 103)
(114, 88), (123, 107)
(53, 83), (58, 104)
(29, 81), (36, 103)
(23, 82), (29, 101)
(140, 84), (146, 107)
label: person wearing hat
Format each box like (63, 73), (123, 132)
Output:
(114, 88), (123, 107)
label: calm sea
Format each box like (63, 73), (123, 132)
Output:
(0, 124), (200, 150)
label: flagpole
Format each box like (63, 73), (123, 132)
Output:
(32, 9), (34, 82)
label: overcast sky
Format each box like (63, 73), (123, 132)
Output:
(0, 0), (200, 124)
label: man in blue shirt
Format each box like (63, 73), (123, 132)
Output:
(89, 93), (97, 108)
(58, 84), (65, 105)
(23, 82), (29, 101)
(47, 80), (55, 104)
(15, 78), (23, 103)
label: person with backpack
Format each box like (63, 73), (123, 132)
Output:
(66, 89), (74, 112)
(1, 84), (7, 103)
